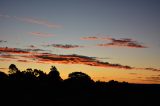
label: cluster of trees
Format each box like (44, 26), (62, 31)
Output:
(0, 64), (159, 106)
(0, 64), (126, 85)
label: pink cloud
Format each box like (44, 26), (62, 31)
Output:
(0, 14), (62, 28)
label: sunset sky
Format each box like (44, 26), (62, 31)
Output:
(0, 0), (160, 84)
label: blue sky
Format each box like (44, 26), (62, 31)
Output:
(0, 0), (160, 83)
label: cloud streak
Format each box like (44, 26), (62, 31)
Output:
(0, 14), (62, 28)
(15, 17), (62, 28)
(29, 32), (56, 37)
(45, 44), (83, 49)
(33, 53), (133, 69)
(0, 40), (7, 43)
(81, 37), (99, 40)
(81, 36), (147, 48)
(0, 47), (30, 54)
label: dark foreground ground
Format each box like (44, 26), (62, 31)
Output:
(0, 81), (160, 106)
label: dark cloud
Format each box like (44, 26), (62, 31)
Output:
(33, 53), (133, 69)
(24, 48), (46, 52)
(81, 36), (147, 48)
(0, 47), (47, 54)
(0, 47), (29, 54)
(98, 38), (147, 48)
(0, 40), (7, 43)
(28, 45), (36, 48)
(145, 68), (160, 72)
(45, 44), (83, 49)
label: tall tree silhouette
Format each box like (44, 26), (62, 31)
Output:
(9, 64), (19, 74)
(48, 66), (62, 82)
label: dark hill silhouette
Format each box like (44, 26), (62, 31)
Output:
(0, 64), (160, 106)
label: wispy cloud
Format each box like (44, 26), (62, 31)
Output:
(98, 38), (147, 48)
(45, 44), (83, 49)
(0, 14), (62, 28)
(0, 47), (47, 54)
(144, 68), (160, 72)
(29, 32), (56, 37)
(145, 76), (160, 82)
(0, 40), (7, 43)
(27, 45), (36, 48)
(15, 17), (62, 28)
(17, 60), (28, 62)
(0, 67), (8, 70)
(24, 48), (46, 52)
(81, 37), (99, 40)
(0, 54), (17, 59)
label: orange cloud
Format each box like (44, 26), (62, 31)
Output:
(29, 32), (56, 37)
(17, 60), (28, 62)
(81, 37), (99, 40)
(0, 54), (17, 59)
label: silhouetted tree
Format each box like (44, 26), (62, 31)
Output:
(9, 64), (19, 74)
(34, 69), (47, 81)
(48, 66), (62, 82)
(66, 72), (94, 88)
(68, 72), (91, 80)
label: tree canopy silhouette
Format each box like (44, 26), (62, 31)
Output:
(0, 64), (159, 106)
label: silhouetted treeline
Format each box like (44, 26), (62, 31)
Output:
(0, 64), (160, 106)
